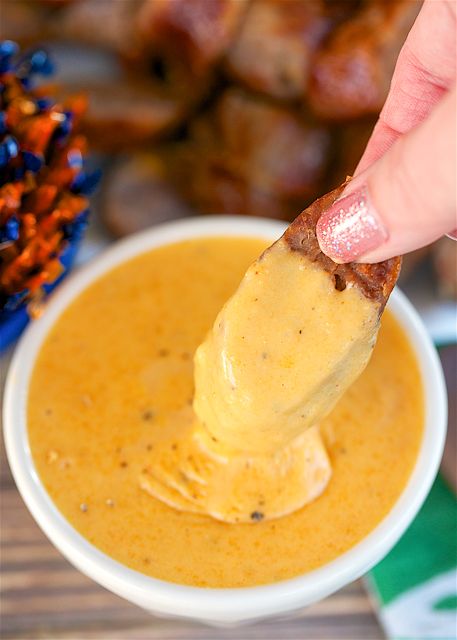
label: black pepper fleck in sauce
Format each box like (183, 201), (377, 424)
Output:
(250, 511), (264, 521)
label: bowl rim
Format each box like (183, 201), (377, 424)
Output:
(3, 215), (448, 624)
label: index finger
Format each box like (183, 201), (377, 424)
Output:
(356, 0), (456, 174)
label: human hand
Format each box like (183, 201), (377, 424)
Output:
(317, 0), (456, 264)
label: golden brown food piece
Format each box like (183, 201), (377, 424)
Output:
(225, 0), (333, 101)
(50, 0), (142, 56)
(101, 154), (193, 238)
(175, 88), (330, 219)
(327, 117), (376, 188)
(398, 247), (430, 283)
(37, 0), (78, 6)
(3, 0), (133, 50)
(284, 181), (401, 306)
(170, 180), (401, 522)
(53, 79), (186, 152)
(309, 0), (420, 121)
(194, 181), (401, 459)
(134, 0), (249, 91)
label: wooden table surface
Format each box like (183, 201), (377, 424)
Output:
(1, 341), (454, 640)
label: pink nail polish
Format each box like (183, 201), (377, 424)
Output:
(316, 185), (388, 263)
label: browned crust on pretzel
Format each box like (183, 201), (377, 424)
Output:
(283, 181), (401, 309)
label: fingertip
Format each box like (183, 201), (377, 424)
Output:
(316, 185), (388, 264)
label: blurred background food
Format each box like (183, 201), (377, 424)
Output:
(1, 0), (455, 301)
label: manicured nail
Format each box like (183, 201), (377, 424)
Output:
(316, 185), (388, 263)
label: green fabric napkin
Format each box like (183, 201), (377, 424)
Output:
(366, 474), (457, 640)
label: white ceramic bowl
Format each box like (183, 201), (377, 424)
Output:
(3, 216), (447, 626)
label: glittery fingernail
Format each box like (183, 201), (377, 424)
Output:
(316, 185), (388, 263)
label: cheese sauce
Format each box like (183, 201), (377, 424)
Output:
(142, 236), (382, 523)
(195, 238), (380, 455)
(28, 237), (423, 587)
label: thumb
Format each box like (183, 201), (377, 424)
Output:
(316, 85), (457, 264)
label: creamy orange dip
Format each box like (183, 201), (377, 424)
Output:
(28, 237), (423, 588)
(195, 238), (380, 455)
(142, 236), (382, 523)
